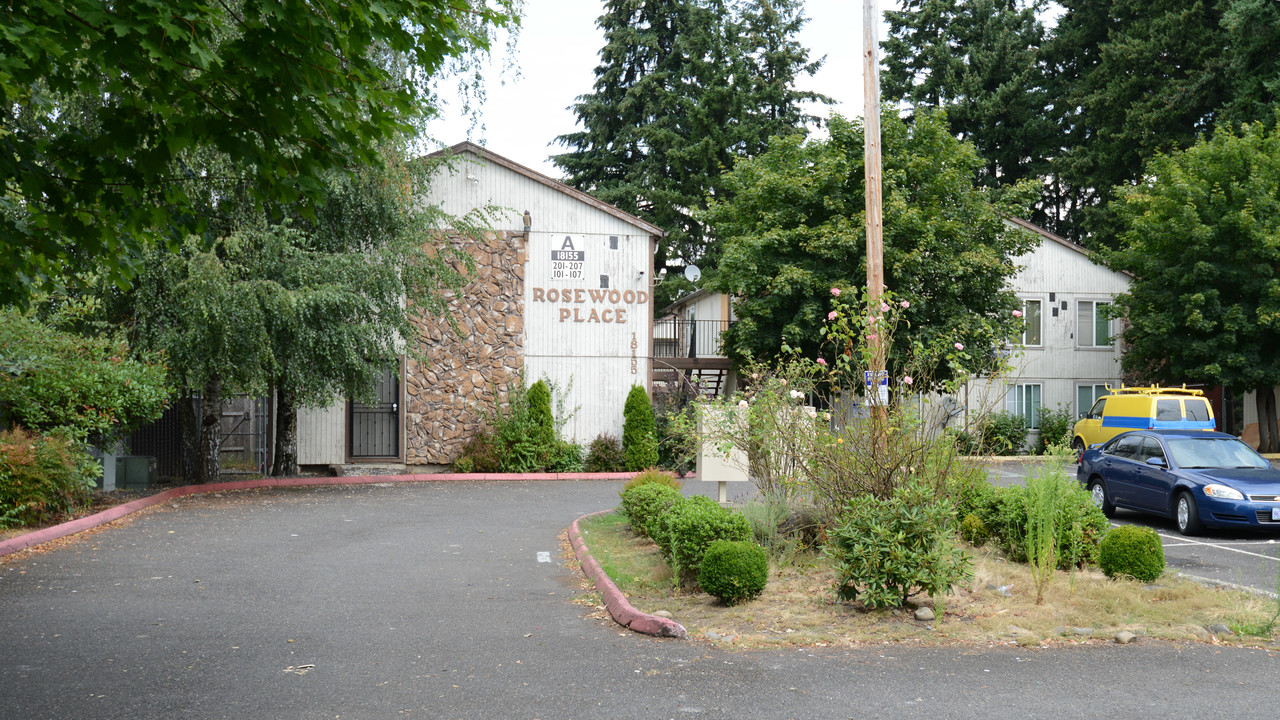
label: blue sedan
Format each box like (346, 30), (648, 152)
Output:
(1076, 429), (1280, 536)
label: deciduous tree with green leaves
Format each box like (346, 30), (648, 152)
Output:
(129, 153), (493, 482)
(0, 0), (518, 307)
(1104, 120), (1280, 452)
(0, 309), (170, 444)
(706, 110), (1037, 384)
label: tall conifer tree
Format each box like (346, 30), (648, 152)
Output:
(554, 0), (828, 276)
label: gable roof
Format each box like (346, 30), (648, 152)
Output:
(1005, 217), (1092, 259)
(428, 141), (665, 238)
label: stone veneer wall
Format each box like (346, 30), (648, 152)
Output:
(405, 231), (525, 465)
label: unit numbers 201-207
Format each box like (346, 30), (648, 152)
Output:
(551, 261), (583, 280)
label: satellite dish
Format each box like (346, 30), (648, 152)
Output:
(683, 264), (702, 283)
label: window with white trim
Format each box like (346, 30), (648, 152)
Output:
(1006, 383), (1042, 429)
(1022, 299), (1042, 347)
(1078, 300), (1113, 347)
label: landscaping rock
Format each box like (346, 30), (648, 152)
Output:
(1115, 631), (1137, 644)
(914, 607), (935, 622)
(1206, 623), (1234, 636)
(1073, 627), (1095, 636)
(652, 610), (673, 619)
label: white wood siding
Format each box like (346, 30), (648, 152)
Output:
(524, 229), (653, 443)
(999, 224), (1131, 424)
(297, 401), (345, 465)
(424, 145), (657, 447)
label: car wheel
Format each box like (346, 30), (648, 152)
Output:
(1176, 492), (1204, 536)
(1072, 437), (1085, 462)
(1088, 478), (1115, 518)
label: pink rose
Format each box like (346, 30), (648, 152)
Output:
(880, 303), (890, 313)
(954, 342), (964, 351)
(900, 300), (910, 309)
(830, 288), (841, 296)
(868, 333), (878, 342)
(1013, 310), (1023, 318)
(827, 310), (838, 321)
(903, 376), (913, 386)
(816, 357), (827, 366)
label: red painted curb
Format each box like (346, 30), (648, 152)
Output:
(0, 471), (650, 559)
(567, 511), (688, 640)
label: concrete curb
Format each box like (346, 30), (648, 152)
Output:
(0, 471), (662, 559)
(567, 510), (688, 640)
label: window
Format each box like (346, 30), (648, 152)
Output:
(1156, 399), (1182, 421)
(1138, 437), (1166, 464)
(1108, 434), (1141, 459)
(1185, 398), (1211, 422)
(1077, 384), (1110, 418)
(1005, 383), (1042, 429)
(1021, 299), (1042, 346)
(1078, 301), (1113, 347)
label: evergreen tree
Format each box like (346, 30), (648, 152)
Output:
(882, 0), (1055, 210)
(1049, 0), (1228, 247)
(554, 0), (828, 277)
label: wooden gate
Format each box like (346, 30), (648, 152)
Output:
(350, 364), (400, 458)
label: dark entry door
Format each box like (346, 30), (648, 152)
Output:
(350, 364), (400, 458)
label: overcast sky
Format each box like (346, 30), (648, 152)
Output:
(424, 1), (891, 178)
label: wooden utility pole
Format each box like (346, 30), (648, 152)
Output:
(864, 0), (886, 409)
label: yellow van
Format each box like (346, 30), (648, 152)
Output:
(1072, 386), (1216, 453)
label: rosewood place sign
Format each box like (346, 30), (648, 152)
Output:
(530, 287), (650, 323)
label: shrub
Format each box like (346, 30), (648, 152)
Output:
(1034, 404), (1074, 455)
(0, 427), (99, 527)
(960, 513), (989, 545)
(584, 433), (625, 473)
(739, 491), (824, 560)
(699, 539), (769, 605)
(622, 385), (659, 471)
(979, 479), (1108, 570)
(620, 467), (683, 495)
(946, 459), (997, 520)
(549, 441), (584, 473)
(454, 429), (501, 473)
(826, 482), (972, 609)
(526, 380), (555, 450)
(619, 482), (683, 539)
(652, 495), (752, 580)
(1099, 526), (1166, 582)
(980, 411), (1028, 455)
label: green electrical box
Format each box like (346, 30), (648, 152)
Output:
(116, 455), (157, 490)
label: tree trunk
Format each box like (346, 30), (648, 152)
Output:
(272, 388), (299, 477)
(199, 376), (223, 484)
(179, 393), (200, 483)
(1258, 386), (1279, 454)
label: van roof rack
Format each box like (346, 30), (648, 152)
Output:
(1105, 384), (1204, 397)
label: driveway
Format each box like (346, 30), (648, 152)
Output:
(2, 479), (1279, 719)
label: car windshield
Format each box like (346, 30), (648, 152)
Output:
(1166, 437), (1270, 469)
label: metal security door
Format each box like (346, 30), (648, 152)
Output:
(350, 364), (400, 458)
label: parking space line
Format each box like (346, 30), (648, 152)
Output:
(1131, 527), (1280, 561)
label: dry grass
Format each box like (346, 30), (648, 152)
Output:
(576, 511), (1280, 649)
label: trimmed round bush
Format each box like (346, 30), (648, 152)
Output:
(652, 495), (752, 578)
(960, 513), (989, 546)
(1098, 525), (1165, 582)
(699, 539), (769, 605)
(619, 482), (683, 539)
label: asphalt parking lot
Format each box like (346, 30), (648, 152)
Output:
(989, 461), (1280, 596)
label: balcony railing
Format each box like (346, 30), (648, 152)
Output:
(653, 319), (732, 359)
